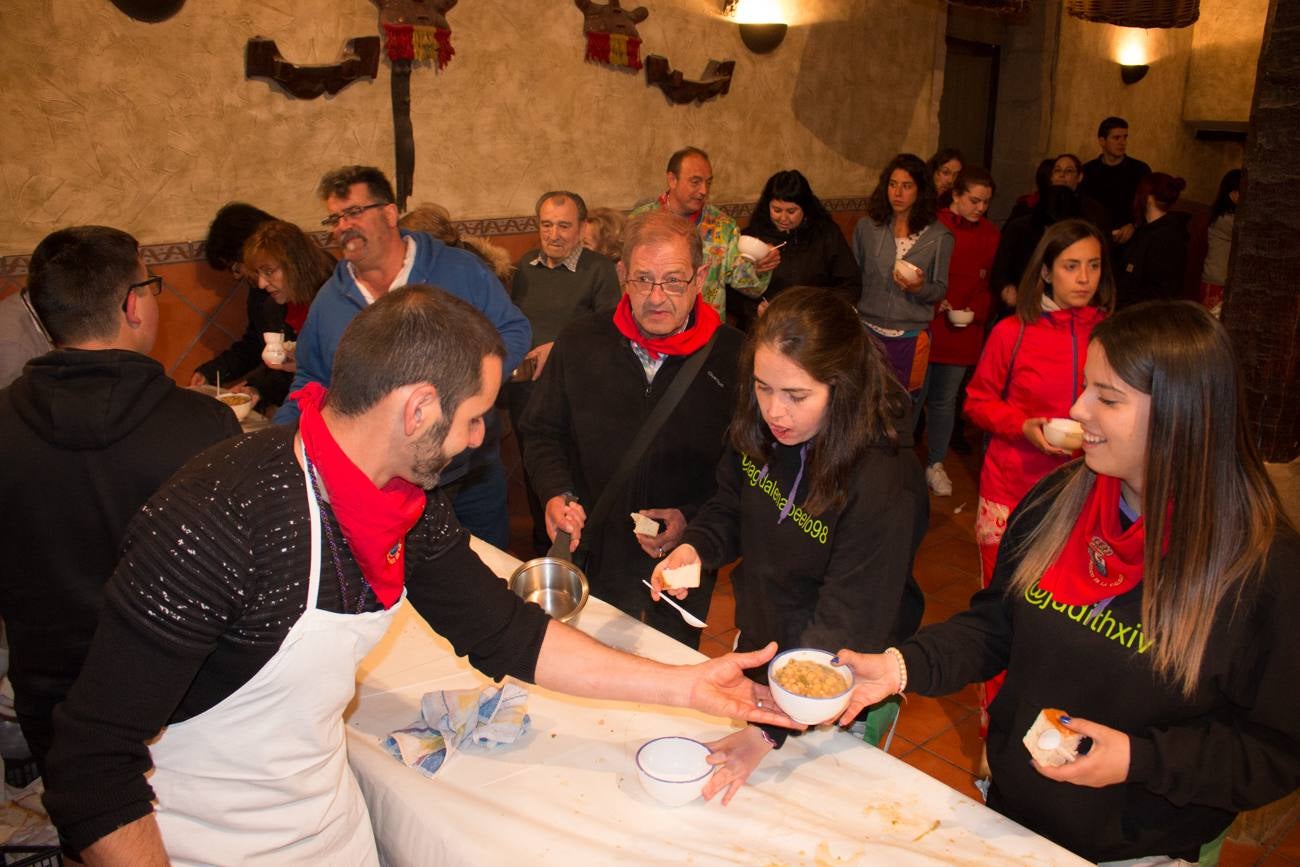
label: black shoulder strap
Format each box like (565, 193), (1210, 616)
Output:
(1000, 322), (1027, 401)
(585, 329), (723, 537)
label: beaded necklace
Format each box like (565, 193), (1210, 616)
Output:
(304, 452), (367, 615)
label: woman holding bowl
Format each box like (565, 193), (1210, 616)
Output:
(735, 170), (858, 331)
(649, 286), (927, 804)
(233, 220), (335, 411)
(854, 153), (953, 395)
(834, 300), (1299, 864)
(965, 219), (1113, 729)
(918, 166), (1000, 497)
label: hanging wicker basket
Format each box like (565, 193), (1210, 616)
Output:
(949, 0), (1030, 11)
(1066, 0), (1199, 28)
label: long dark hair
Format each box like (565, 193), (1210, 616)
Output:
(1015, 219), (1116, 323)
(1010, 301), (1287, 696)
(729, 286), (906, 515)
(1210, 169), (1242, 221)
(747, 170), (834, 236)
(866, 154), (937, 236)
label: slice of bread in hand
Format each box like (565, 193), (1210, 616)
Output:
(630, 512), (660, 536)
(661, 561), (701, 589)
(1023, 708), (1083, 767)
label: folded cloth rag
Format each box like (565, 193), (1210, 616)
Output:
(383, 683), (530, 777)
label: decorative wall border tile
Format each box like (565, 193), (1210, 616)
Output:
(0, 198), (869, 276)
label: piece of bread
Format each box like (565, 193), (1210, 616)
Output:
(661, 561), (701, 589)
(630, 512), (660, 536)
(1023, 708), (1082, 767)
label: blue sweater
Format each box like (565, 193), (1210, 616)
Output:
(275, 230), (530, 424)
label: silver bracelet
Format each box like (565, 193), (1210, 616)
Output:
(883, 646), (908, 695)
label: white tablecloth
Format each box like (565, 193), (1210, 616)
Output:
(345, 538), (1089, 866)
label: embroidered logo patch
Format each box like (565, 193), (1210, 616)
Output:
(387, 542), (402, 564)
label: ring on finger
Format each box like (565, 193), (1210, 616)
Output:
(657, 546), (664, 557)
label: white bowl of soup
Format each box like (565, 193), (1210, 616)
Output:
(1044, 418), (1084, 451)
(635, 736), (711, 807)
(737, 235), (772, 262)
(767, 648), (854, 725)
(193, 385), (254, 421)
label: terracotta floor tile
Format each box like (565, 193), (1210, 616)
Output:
(915, 713), (984, 775)
(1219, 838), (1267, 867)
(894, 694), (970, 746)
(919, 597), (964, 628)
(898, 747), (983, 803)
(1262, 855), (1299, 866)
(698, 637), (732, 659)
(703, 591), (735, 639)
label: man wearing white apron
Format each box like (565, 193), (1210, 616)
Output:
(44, 285), (790, 865)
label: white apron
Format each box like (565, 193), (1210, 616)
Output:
(148, 453), (402, 866)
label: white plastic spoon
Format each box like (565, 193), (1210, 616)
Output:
(641, 579), (707, 629)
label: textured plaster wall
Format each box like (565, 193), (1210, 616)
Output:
(1184, 0), (1268, 124)
(0, 0), (946, 255)
(1047, 15), (1242, 204)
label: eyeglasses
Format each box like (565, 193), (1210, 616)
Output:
(624, 277), (693, 297)
(320, 202), (389, 227)
(122, 275), (163, 311)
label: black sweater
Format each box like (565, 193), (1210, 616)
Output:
(0, 350), (240, 765)
(42, 426), (551, 853)
(195, 281), (293, 409)
(899, 468), (1300, 862)
(731, 220), (859, 331)
(684, 441), (926, 659)
(1116, 212), (1190, 307)
(519, 313), (743, 626)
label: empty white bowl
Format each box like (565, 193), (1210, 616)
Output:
(767, 648), (853, 726)
(737, 235), (772, 262)
(1044, 418), (1084, 450)
(947, 308), (975, 327)
(635, 737), (711, 807)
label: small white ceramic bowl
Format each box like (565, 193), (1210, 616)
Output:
(737, 235), (772, 262)
(767, 648), (853, 726)
(893, 259), (923, 285)
(193, 385), (254, 421)
(1044, 418), (1084, 450)
(947, 308), (975, 327)
(635, 737), (711, 807)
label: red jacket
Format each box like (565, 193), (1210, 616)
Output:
(931, 210), (999, 366)
(965, 305), (1105, 508)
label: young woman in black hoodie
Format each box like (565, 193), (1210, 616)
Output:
(649, 286), (927, 805)
(834, 300), (1299, 863)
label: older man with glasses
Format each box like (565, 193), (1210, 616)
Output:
(520, 210), (744, 646)
(276, 165), (531, 549)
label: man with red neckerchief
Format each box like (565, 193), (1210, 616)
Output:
(520, 211), (746, 646)
(42, 285), (789, 865)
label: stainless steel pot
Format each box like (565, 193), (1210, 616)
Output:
(508, 527), (589, 623)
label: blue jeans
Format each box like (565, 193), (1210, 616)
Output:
(448, 446), (510, 549)
(916, 362), (969, 466)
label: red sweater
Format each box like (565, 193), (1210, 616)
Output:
(965, 306), (1105, 507)
(930, 210), (999, 366)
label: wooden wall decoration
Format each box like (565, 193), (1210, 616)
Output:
(575, 0), (649, 71)
(245, 37), (381, 100)
(374, 0), (461, 211)
(645, 55), (735, 104)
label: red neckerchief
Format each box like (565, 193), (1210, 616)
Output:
(656, 191), (703, 225)
(1038, 474), (1170, 605)
(613, 293), (720, 360)
(293, 383), (425, 608)
(284, 302), (309, 335)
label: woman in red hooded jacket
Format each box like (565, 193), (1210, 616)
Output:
(965, 219), (1115, 728)
(918, 167), (1000, 496)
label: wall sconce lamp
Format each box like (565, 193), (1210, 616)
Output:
(1120, 63), (1149, 85)
(739, 22), (787, 54)
(722, 0), (788, 54)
